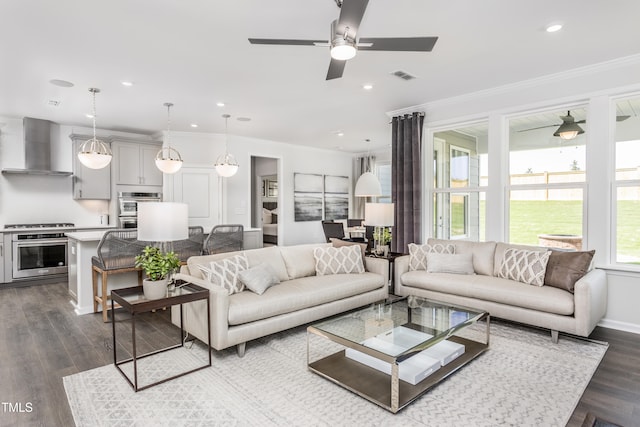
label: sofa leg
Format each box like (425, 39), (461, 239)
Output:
(237, 342), (246, 357)
(551, 330), (559, 343)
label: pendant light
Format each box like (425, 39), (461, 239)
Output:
(354, 139), (382, 197)
(215, 114), (239, 177)
(155, 102), (183, 174)
(78, 88), (112, 169)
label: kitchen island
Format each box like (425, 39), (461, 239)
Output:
(66, 230), (139, 316)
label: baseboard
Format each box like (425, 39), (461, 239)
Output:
(598, 318), (640, 335)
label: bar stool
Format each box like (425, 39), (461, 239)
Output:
(92, 229), (144, 322)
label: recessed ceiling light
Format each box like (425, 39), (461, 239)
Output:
(190, 123), (198, 128)
(237, 117), (251, 122)
(216, 102), (225, 107)
(85, 113), (94, 119)
(121, 81), (134, 86)
(49, 79), (74, 88)
(546, 23), (563, 33)
(337, 132), (344, 137)
(363, 84), (373, 90)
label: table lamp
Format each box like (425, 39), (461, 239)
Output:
(137, 202), (189, 247)
(364, 202), (395, 256)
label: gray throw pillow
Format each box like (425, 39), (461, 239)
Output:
(544, 250), (595, 293)
(237, 263), (281, 295)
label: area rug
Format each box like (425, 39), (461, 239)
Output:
(64, 321), (607, 427)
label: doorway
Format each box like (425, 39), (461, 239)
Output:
(251, 156), (280, 246)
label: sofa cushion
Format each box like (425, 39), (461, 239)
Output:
(279, 243), (331, 280)
(401, 271), (574, 316)
(544, 250), (595, 293)
(237, 263), (280, 295)
(408, 242), (455, 271)
(198, 254), (249, 295)
(493, 242), (547, 276)
(428, 238), (496, 276)
(498, 248), (551, 286)
(187, 251), (243, 280)
(330, 238), (367, 267)
(227, 272), (383, 325)
(243, 246), (289, 282)
(426, 253), (475, 275)
(314, 245), (365, 275)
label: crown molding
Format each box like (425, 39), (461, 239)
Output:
(387, 53), (640, 118)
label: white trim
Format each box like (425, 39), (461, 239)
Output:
(387, 54), (640, 118)
(598, 318), (640, 335)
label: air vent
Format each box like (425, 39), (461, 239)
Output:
(391, 70), (417, 81)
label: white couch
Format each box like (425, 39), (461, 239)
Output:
(172, 243), (389, 356)
(394, 238), (608, 342)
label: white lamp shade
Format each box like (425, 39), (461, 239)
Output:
(354, 172), (382, 197)
(364, 203), (395, 227)
(215, 153), (239, 177)
(155, 158), (183, 174)
(137, 202), (189, 242)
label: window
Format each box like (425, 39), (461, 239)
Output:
(432, 124), (487, 241)
(507, 107), (587, 248)
(613, 96), (640, 265)
(376, 162), (392, 203)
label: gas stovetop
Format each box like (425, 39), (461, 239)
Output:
(4, 222), (75, 229)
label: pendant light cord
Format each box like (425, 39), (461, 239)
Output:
(91, 90), (97, 142)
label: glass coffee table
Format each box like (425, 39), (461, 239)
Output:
(307, 296), (489, 413)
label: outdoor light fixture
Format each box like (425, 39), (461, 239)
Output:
(77, 88), (112, 169)
(553, 111), (585, 140)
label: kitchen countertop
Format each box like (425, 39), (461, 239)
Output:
(0, 226), (116, 233)
(65, 230), (109, 242)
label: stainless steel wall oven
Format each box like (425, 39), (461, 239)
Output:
(117, 191), (162, 228)
(8, 225), (72, 280)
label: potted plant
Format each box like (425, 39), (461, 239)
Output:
(135, 246), (181, 300)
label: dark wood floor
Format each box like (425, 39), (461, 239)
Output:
(0, 282), (639, 427)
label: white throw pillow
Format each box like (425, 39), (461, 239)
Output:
(408, 243), (455, 271)
(313, 245), (365, 275)
(262, 208), (272, 225)
(426, 253), (475, 275)
(237, 263), (280, 295)
(498, 248), (551, 286)
(197, 254), (249, 294)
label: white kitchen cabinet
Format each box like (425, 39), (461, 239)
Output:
(243, 228), (263, 250)
(114, 141), (163, 186)
(70, 135), (111, 200)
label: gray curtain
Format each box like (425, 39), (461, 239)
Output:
(353, 154), (376, 219)
(391, 112), (424, 253)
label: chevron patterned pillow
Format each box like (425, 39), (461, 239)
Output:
(498, 248), (551, 286)
(313, 245), (365, 276)
(408, 243), (455, 271)
(197, 254), (249, 294)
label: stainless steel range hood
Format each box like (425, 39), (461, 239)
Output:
(1, 117), (73, 176)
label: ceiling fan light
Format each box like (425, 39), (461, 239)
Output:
(331, 40), (356, 60)
(354, 171), (382, 197)
(553, 122), (584, 140)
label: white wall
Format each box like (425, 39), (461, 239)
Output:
(0, 117), (153, 227)
(164, 131), (354, 245)
(389, 54), (640, 333)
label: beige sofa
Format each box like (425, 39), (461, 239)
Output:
(172, 243), (389, 356)
(394, 238), (607, 342)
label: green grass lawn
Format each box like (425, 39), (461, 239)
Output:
(501, 200), (639, 261)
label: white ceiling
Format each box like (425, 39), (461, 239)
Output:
(2, 0), (640, 153)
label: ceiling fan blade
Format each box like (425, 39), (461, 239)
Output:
(617, 115), (631, 122)
(336, 0), (369, 36)
(248, 38), (327, 46)
(326, 58), (347, 80)
(517, 123), (562, 132)
(358, 36), (438, 52)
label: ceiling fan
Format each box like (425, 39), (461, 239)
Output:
(248, 0), (438, 80)
(519, 110), (631, 140)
